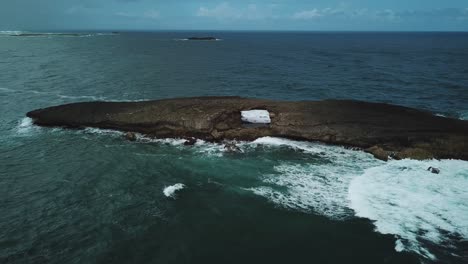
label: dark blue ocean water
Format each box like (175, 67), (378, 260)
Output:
(1, 31), (468, 264)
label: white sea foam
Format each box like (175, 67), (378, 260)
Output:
(248, 137), (380, 219)
(348, 159), (468, 260)
(96, 33), (118, 36)
(163, 183), (185, 198)
(459, 111), (468, 120)
(250, 136), (366, 159)
(82, 127), (124, 137)
(16, 117), (38, 134)
(135, 136), (187, 146)
(243, 137), (468, 260)
(58, 94), (107, 101)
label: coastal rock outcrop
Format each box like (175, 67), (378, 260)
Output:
(427, 167), (441, 174)
(125, 132), (137, 141)
(224, 142), (242, 153)
(184, 138), (197, 146)
(26, 96), (468, 161)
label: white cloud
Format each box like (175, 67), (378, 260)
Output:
(292, 6), (403, 22)
(196, 2), (277, 20)
(374, 9), (399, 21)
(292, 7), (349, 20)
(292, 9), (322, 20)
(115, 11), (133, 17)
(115, 9), (159, 20)
(456, 7), (468, 20)
(66, 5), (96, 15)
(197, 3), (241, 19)
(144, 9), (160, 19)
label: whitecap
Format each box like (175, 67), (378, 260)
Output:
(348, 159), (468, 260)
(163, 183), (186, 198)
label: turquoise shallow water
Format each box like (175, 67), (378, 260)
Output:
(1, 31), (468, 264)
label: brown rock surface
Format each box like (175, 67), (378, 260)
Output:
(26, 96), (468, 161)
(125, 132), (137, 141)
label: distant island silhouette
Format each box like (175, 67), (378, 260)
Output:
(187, 37), (217, 41)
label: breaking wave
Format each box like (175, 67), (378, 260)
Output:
(244, 137), (468, 261)
(349, 159), (468, 261)
(247, 137), (380, 219)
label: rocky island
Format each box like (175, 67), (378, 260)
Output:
(187, 37), (217, 41)
(26, 97), (468, 161)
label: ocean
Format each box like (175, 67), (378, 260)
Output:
(1, 31), (467, 264)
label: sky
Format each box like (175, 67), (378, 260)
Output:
(0, 0), (467, 31)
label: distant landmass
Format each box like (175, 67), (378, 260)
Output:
(12, 33), (82, 37)
(187, 37), (217, 41)
(10, 32), (120, 37)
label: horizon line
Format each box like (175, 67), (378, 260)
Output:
(3, 28), (468, 33)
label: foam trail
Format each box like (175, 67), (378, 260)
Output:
(163, 183), (185, 198)
(348, 159), (468, 260)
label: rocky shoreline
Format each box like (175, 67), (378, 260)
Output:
(26, 96), (468, 161)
